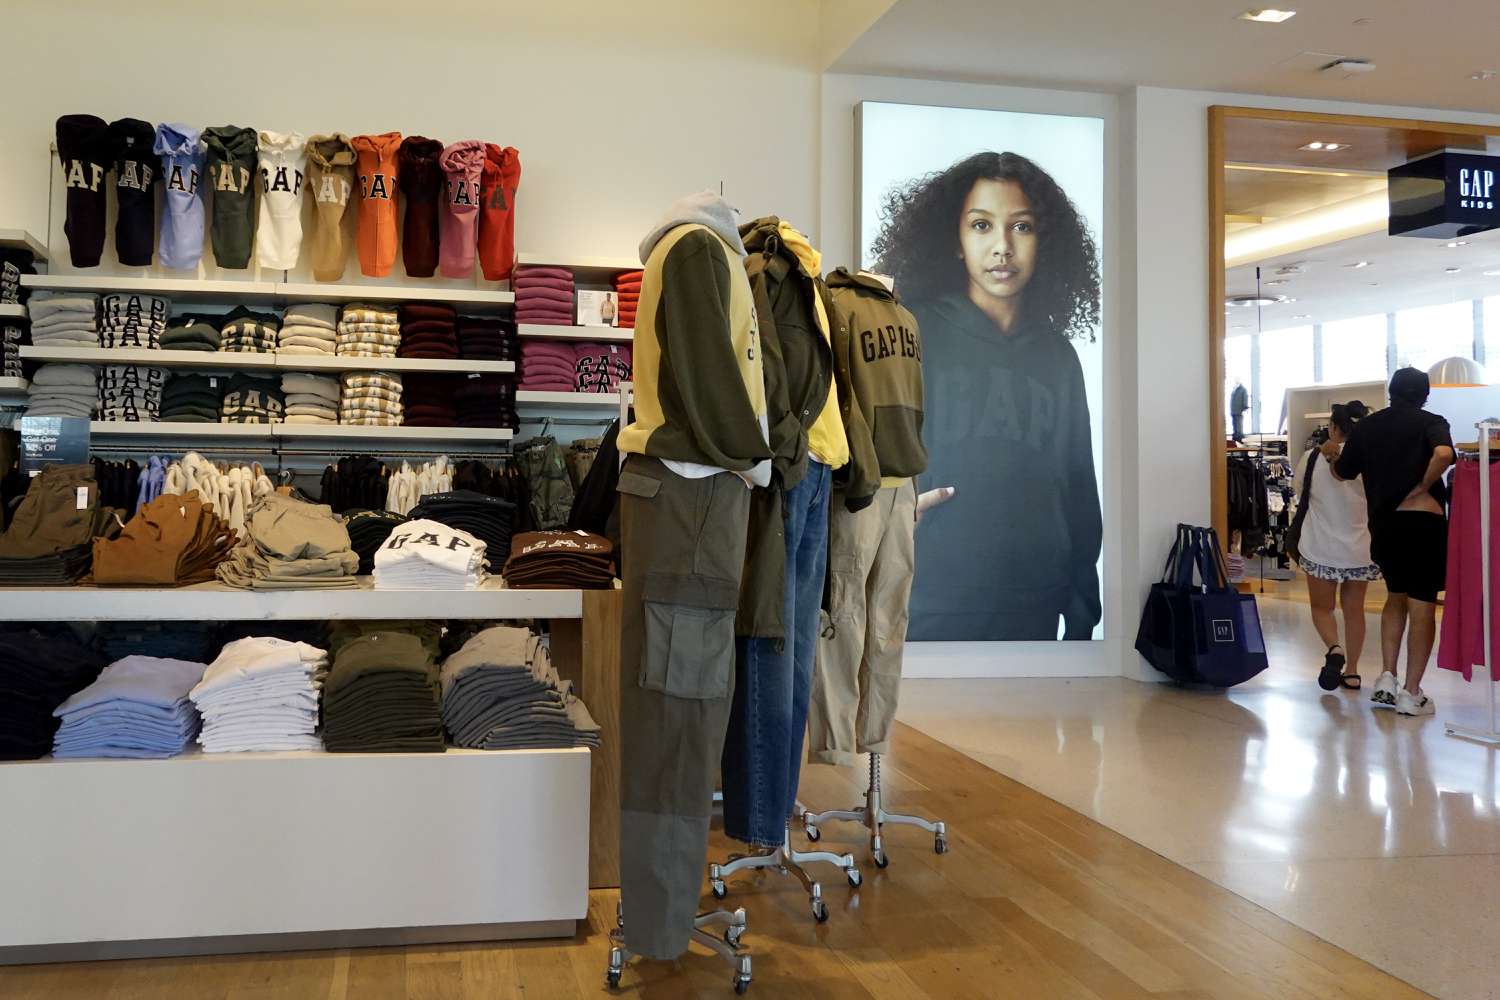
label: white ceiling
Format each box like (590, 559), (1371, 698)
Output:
(832, 0), (1500, 113)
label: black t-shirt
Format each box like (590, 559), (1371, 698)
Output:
(1334, 403), (1453, 518)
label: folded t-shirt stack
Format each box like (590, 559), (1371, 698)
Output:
(337, 303), (400, 358)
(190, 637), (329, 753)
(440, 626), (601, 750)
(398, 303), (459, 360)
(281, 371), (341, 425)
(90, 490), (237, 586)
(219, 306), (280, 354)
(457, 315), (518, 361)
(339, 371), (403, 426)
(514, 266), (574, 326)
(322, 631), (444, 753)
(26, 292), (98, 347)
(400, 373), (459, 426)
(99, 292), (169, 349)
(159, 372), (222, 423)
(97, 363), (165, 422)
(503, 530), (616, 589)
(0, 627), (107, 760)
(216, 493), (360, 590)
(26, 363), (97, 418)
(373, 518), (488, 590)
(52, 655), (206, 759)
(574, 342), (633, 393)
(344, 508), (408, 574)
(410, 489), (516, 566)
(277, 303), (339, 357)
(518, 340), (578, 392)
(161, 315), (223, 352)
(0, 464), (117, 584)
(220, 373), (285, 424)
(613, 269), (642, 329)
(455, 373), (517, 430)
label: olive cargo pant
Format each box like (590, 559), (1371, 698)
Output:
(616, 455), (750, 960)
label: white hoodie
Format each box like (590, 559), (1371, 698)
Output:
(256, 131), (307, 270)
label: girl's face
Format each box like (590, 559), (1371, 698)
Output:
(957, 178), (1037, 304)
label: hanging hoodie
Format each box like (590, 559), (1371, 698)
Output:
(153, 123), (206, 271)
(438, 141), (485, 279)
(618, 191), (772, 487)
(255, 130), (306, 271)
(108, 118), (158, 267)
(478, 145), (521, 281)
(203, 126), (258, 269)
(303, 134), (357, 281)
(397, 137), (444, 278)
(351, 132), (402, 277)
(55, 114), (112, 268)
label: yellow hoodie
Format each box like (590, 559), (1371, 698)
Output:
(777, 221), (850, 471)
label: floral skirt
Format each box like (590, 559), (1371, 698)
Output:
(1297, 555), (1382, 582)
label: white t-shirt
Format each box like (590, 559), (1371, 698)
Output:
(1295, 448), (1374, 569)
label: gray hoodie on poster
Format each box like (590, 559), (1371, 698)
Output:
(203, 126), (258, 269)
(153, 123), (206, 271)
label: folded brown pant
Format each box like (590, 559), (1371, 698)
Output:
(0, 464), (105, 558)
(91, 491), (239, 586)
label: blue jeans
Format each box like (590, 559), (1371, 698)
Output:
(721, 461), (831, 847)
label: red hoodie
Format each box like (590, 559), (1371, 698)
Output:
(478, 145), (521, 281)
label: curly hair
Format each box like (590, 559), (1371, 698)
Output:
(871, 151), (1101, 341)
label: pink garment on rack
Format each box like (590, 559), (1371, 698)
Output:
(1437, 457), (1500, 681)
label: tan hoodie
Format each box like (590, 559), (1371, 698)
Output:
(303, 134), (356, 281)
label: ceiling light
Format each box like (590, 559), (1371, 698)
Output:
(1306, 141), (1325, 150)
(1265, 279), (1289, 286)
(1446, 267), (1463, 274)
(1473, 71), (1498, 81)
(1447, 240), (1470, 248)
(1226, 294), (1279, 308)
(1240, 8), (1297, 22)
(1300, 141), (1349, 151)
(1346, 261), (1373, 268)
(1484, 269), (1500, 277)
(1275, 265), (1307, 275)
(1292, 314), (1312, 319)
(1322, 58), (1376, 75)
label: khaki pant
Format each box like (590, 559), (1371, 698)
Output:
(616, 455), (750, 960)
(809, 483), (915, 766)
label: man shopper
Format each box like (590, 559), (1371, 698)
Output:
(1327, 367), (1454, 717)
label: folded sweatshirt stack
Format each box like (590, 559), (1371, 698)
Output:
(51, 655), (206, 759)
(2, 321), (22, 380)
(457, 315), (518, 361)
(339, 371), (403, 426)
(277, 303), (339, 357)
(322, 631), (444, 753)
(219, 307), (280, 354)
(216, 493), (360, 590)
(0, 628), (107, 760)
(410, 490), (516, 567)
(613, 269), (642, 328)
(374, 518), (488, 590)
(159, 373), (222, 423)
(26, 292), (97, 348)
(161, 315), (223, 352)
(454, 374), (517, 430)
(90, 491), (237, 586)
(574, 342), (633, 393)
(336, 303), (400, 358)
(281, 371), (341, 425)
(220, 372), (285, 424)
(97, 363), (165, 422)
(440, 626), (601, 750)
(503, 530), (615, 589)
(26, 364), (97, 418)
(344, 508), (408, 574)
(513, 266), (574, 326)
(99, 293), (169, 349)
(190, 637), (328, 753)
(398, 303), (459, 360)
(518, 340), (578, 391)
(400, 373), (459, 427)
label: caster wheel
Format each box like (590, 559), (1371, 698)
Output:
(735, 977), (751, 995)
(805, 825), (821, 842)
(846, 868), (863, 888)
(811, 899), (829, 923)
(873, 851), (890, 869)
(725, 928), (744, 949)
(606, 970), (622, 989)
(710, 880), (728, 900)
(935, 836), (949, 856)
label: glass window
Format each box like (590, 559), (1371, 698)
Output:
(1484, 297), (1500, 373)
(1225, 333), (1251, 436)
(1257, 325), (1313, 434)
(1321, 313), (1388, 387)
(1395, 301), (1474, 373)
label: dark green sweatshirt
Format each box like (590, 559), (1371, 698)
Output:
(907, 293), (1101, 641)
(203, 125), (258, 269)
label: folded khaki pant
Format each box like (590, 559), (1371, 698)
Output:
(91, 491), (237, 585)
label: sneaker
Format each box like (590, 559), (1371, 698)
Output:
(1371, 672), (1399, 709)
(1396, 689), (1436, 717)
(1318, 647), (1346, 691)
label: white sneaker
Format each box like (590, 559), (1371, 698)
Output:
(1396, 689), (1436, 717)
(1372, 672), (1399, 709)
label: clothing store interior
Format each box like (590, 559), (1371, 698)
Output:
(1, 2), (1499, 999)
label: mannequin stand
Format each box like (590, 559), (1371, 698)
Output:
(708, 823), (860, 923)
(607, 902), (753, 994)
(803, 753), (948, 867)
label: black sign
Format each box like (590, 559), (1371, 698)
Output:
(19, 416), (91, 474)
(1389, 150), (1500, 239)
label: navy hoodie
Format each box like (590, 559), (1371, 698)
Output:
(907, 293), (1101, 641)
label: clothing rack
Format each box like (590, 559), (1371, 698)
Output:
(1445, 419), (1500, 746)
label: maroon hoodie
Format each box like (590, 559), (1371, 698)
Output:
(397, 136), (444, 278)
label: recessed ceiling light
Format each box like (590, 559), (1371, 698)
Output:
(1275, 265), (1307, 275)
(1240, 8), (1297, 22)
(1484, 269), (1500, 277)
(1292, 314), (1312, 320)
(1473, 70), (1498, 81)
(1346, 260), (1373, 268)
(1265, 279), (1289, 286)
(1446, 267), (1463, 274)
(1300, 141), (1349, 151)
(1447, 240), (1470, 248)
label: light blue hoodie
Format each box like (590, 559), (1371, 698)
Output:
(153, 123), (205, 270)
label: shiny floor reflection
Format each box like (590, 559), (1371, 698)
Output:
(896, 594), (1500, 1000)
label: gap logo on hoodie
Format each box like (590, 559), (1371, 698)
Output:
(360, 173), (393, 200)
(213, 164), (252, 194)
(448, 176), (479, 207)
(167, 164), (199, 194)
(117, 159), (154, 191)
(65, 160), (105, 192)
(262, 163), (303, 196)
(316, 173), (350, 206)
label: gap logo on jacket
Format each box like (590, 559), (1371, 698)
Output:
(65, 160), (104, 191)
(315, 173), (350, 206)
(360, 172), (393, 200)
(448, 177), (479, 207)
(117, 159), (154, 192)
(213, 163), (252, 193)
(859, 323), (921, 364)
(167, 164), (199, 194)
(262, 163), (303, 196)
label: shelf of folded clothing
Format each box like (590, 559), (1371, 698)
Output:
(0, 746), (589, 766)
(0, 577), (584, 621)
(516, 323), (632, 343)
(277, 355), (516, 374)
(0, 229), (49, 261)
(89, 421), (275, 440)
(0, 376), (29, 403)
(0, 303), (27, 319)
(515, 253), (640, 285)
(274, 424), (513, 443)
(22, 273), (281, 302)
(276, 282), (515, 311)
(515, 390), (622, 408)
(22, 345), (279, 370)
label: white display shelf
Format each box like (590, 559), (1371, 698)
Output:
(0, 577), (584, 621)
(0, 376), (29, 403)
(21, 274), (515, 312)
(516, 390), (621, 408)
(276, 281), (514, 310)
(0, 229), (48, 261)
(21, 346), (514, 375)
(517, 323), (632, 342)
(0, 303), (26, 319)
(278, 355), (514, 374)
(90, 421), (272, 440)
(275, 424), (513, 443)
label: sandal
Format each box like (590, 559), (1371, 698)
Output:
(1318, 646), (1346, 691)
(1341, 672), (1362, 690)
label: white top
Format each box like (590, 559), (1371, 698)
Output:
(1294, 448), (1374, 569)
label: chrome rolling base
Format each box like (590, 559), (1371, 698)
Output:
(802, 753), (948, 868)
(708, 824), (859, 923)
(606, 903), (752, 994)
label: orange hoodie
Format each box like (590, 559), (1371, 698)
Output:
(352, 132), (402, 277)
(478, 145), (521, 281)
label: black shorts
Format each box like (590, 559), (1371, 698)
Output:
(1369, 511), (1448, 602)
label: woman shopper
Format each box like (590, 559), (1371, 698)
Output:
(1295, 401), (1378, 690)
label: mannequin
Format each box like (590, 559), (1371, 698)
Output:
(1231, 379), (1249, 443)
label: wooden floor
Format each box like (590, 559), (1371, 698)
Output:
(0, 723), (1429, 1000)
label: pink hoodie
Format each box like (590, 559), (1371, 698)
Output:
(438, 141), (485, 279)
